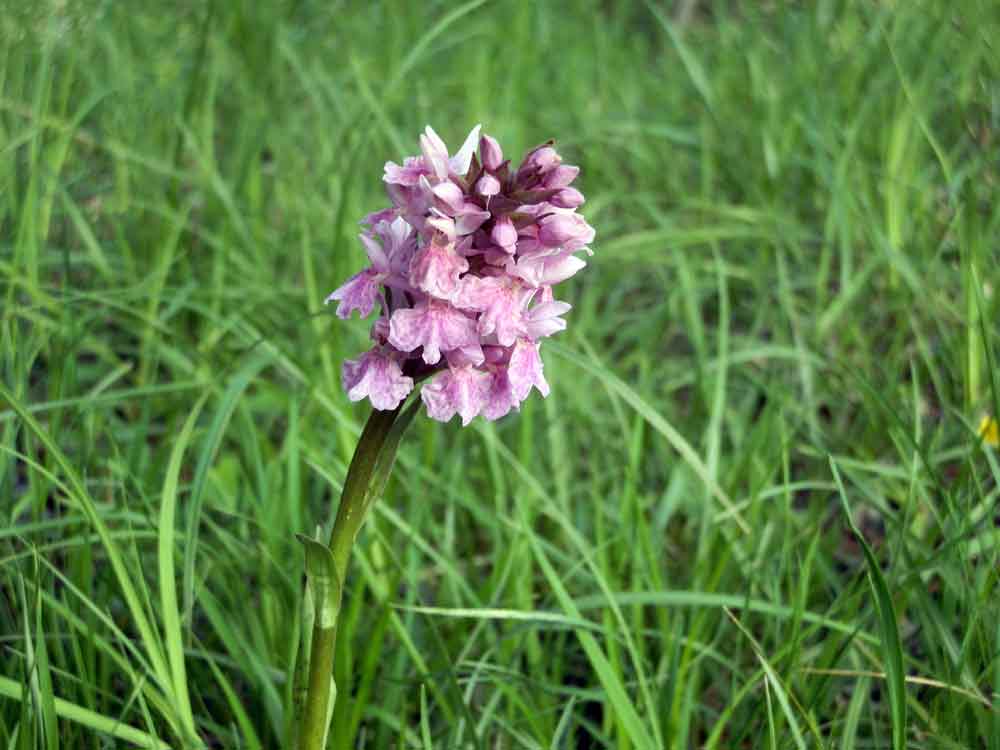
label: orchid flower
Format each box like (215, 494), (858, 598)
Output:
(327, 124), (594, 424)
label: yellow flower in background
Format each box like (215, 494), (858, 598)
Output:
(979, 415), (999, 447)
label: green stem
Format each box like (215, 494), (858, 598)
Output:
(298, 406), (401, 750)
(328, 407), (401, 576)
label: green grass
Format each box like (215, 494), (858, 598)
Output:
(2, 0), (1000, 747)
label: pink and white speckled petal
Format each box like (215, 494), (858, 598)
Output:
(359, 232), (390, 271)
(482, 370), (518, 421)
(421, 365), (491, 425)
(361, 207), (397, 226)
(383, 156), (430, 186)
(386, 306), (427, 354)
(325, 268), (381, 319)
(434, 306), (479, 357)
(409, 241), (469, 300)
(455, 276), (526, 346)
(508, 339), (549, 399)
(524, 300), (571, 339)
(454, 206), (491, 236)
(481, 296), (524, 346)
(342, 348), (414, 410)
(420, 375), (457, 423)
(388, 302), (478, 365)
(509, 253), (587, 287)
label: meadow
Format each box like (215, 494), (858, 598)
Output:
(2, 0), (1000, 747)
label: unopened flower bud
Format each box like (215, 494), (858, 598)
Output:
(550, 187), (585, 208)
(542, 165), (579, 189)
(523, 146), (561, 174)
(538, 213), (593, 248)
(476, 173), (501, 196)
(491, 215), (518, 250)
(479, 134), (503, 171)
(432, 180), (465, 211)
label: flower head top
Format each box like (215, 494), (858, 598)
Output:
(327, 125), (594, 425)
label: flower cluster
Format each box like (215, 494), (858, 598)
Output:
(326, 125), (594, 425)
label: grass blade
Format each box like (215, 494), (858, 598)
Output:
(157, 394), (208, 741)
(521, 501), (658, 750)
(181, 353), (272, 645)
(0, 384), (177, 729)
(0, 677), (170, 750)
(549, 341), (749, 533)
(831, 458), (907, 750)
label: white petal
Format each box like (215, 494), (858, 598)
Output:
(448, 123), (482, 176)
(529, 300), (572, 320)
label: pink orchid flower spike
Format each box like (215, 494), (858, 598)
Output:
(326, 124), (594, 424)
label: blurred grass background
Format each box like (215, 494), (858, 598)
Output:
(2, 0), (1000, 747)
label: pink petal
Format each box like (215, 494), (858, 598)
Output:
(388, 300), (478, 365)
(456, 276), (526, 346)
(445, 343), (486, 367)
(376, 216), (418, 279)
(507, 339), (549, 399)
(380, 216), (416, 253)
(361, 207), (397, 226)
(420, 126), (449, 180)
(525, 300), (571, 339)
(342, 348), (414, 410)
(409, 240), (469, 300)
(421, 365), (491, 425)
(420, 377), (454, 423)
(482, 370), (518, 421)
(325, 268), (382, 319)
(508, 252), (587, 287)
(425, 209), (458, 242)
(386, 182), (431, 225)
(432, 180), (466, 211)
(383, 156), (430, 186)
(359, 232), (390, 271)
(454, 205), (491, 235)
